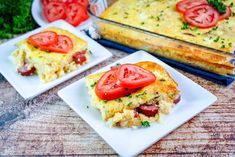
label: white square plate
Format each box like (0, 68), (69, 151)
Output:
(0, 20), (112, 99)
(58, 51), (217, 157)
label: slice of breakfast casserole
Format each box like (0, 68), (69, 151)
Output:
(11, 27), (90, 83)
(85, 61), (180, 128)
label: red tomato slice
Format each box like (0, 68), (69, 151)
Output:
(219, 6), (232, 20)
(44, 2), (66, 22)
(72, 51), (87, 64)
(67, 0), (89, 8)
(65, 3), (88, 26)
(176, 0), (208, 13)
(95, 69), (134, 100)
(117, 64), (156, 89)
(184, 4), (220, 29)
(28, 31), (58, 47)
(40, 35), (73, 53)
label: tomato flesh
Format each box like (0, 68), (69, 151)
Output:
(95, 69), (134, 100)
(68, 0), (89, 8)
(28, 31), (58, 47)
(65, 3), (88, 26)
(72, 51), (87, 64)
(176, 0), (208, 13)
(40, 35), (73, 53)
(184, 4), (219, 28)
(219, 6), (232, 20)
(117, 64), (156, 89)
(44, 2), (66, 22)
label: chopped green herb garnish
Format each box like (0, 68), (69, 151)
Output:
(156, 16), (160, 21)
(181, 22), (190, 30)
(207, 0), (227, 14)
(117, 99), (122, 103)
(141, 121), (150, 127)
(103, 100), (108, 103)
(230, 2), (234, 7)
(136, 91), (147, 98)
(141, 22), (145, 25)
(90, 82), (97, 88)
(214, 36), (220, 42)
(89, 50), (93, 54)
(212, 26), (218, 31)
(233, 13), (235, 16)
(221, 45), (225, 48)
(127, 102), (132, 107)
(116, 63), (121, 66)
(191, 27), (198, 31)
(228, 42), (232, 47)
(160, 78), (166, 81)
(127, 94), (132, 98)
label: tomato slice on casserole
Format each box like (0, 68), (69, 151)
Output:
(176, 0), (208, 13)
(28, 31), (58, 47)
(183, 4), (220, 28)
(117, 64), (156, 89)
(40, 35), (73, 53)
(219, 6), (232, 20)
(95, 69), (135, 100)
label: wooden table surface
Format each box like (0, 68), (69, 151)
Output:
(0, 44), (234, 156)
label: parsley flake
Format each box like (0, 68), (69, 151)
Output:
(90, 82), (97, 88)
(181, 22), (190, 30)
(141, 121), (150, 127)
(214, 36), (220, 42)
(127, 102), (132, 107)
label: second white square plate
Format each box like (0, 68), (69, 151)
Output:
(58, 51), (217, 157)
(0, 20), (112, 99)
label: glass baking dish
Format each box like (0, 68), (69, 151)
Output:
(88, 0), (235, 77)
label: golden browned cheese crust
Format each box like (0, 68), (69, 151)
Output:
(99, 0), (235, 75)
(85, 61), (180, 127)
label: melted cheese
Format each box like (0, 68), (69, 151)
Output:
(101, 0), (235, 53)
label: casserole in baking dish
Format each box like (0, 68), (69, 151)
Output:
(89, 0), (235, 76)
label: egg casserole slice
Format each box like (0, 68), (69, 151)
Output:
(99, 0), (235, 75)
(11, 27), (89, 83)
(85, 61), (180, 128)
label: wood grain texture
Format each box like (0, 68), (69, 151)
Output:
(0, 46), (234, 156)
